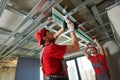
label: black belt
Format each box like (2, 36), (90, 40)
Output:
(45, 75), (68, 80)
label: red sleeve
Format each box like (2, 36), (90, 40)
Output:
(99, 53), (105, 57)
(49, 44), (67, 58)
(99, 54), (106, 59)
(88, 55), (93, 61)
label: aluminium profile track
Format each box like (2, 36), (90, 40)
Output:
(0, 0), (48, 50)
(0, 0), (9, 17)
(0, 0), (63, 60)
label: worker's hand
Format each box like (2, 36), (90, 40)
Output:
(67, 22), (75, 32)
(46, 17), (53, 24)
(87, 43), (92, 47)
(93, 37), (97, 42)
(64, 15), (68, 20)
(64, 15), (71, 24)
(64, 18), (75, 32)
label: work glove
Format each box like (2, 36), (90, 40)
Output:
(63, 21), (79, 31)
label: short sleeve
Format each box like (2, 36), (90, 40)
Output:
(99, 53), (105, 57)
(99, 54), (106, 61)
(49, 44), (67, 58)
(88, 55), (93, 61)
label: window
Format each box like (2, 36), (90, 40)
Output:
(40, 67), (43, 80)
(77, 56), (95, 80)
(66, 60), (79, 80)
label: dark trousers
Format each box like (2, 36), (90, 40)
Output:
(96, 74), (111, 80)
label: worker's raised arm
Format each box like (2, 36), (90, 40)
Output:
(83, 47), (89, 58)
(45, 17), (64, 40)
(54, 27), (64, 40)
(94, 38), (105, 55)
(65, 18), (80, 54)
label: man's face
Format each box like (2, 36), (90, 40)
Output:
(44, 30), (55, 42)
(90, 47), (97, 54)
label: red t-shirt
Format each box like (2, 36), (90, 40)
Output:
(41, 43), (67, 76)
(88, 54), (109, 74)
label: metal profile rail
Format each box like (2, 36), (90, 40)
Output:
(0, 0), (48, 50)
(47, 26), (71, 39)
(56, 0), (92, 22)
(52, 8), (88, 45)
(47, 24), (86, 47)
(0, 0), (63, 60)
(0, 0), (57, 55)
(55, 2), (109, 43)
(0, 0), (9, 17)
(86, 22), (110, 34)
(91, 6), (110, 39)
(67, 0), (91, 18)
(1, 20), (47, 59)
(0, 1), (55, 56)
(53, 3), (94, 44)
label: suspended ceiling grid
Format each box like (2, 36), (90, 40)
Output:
(0, 0), (115, 68)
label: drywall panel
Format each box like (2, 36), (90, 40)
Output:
(107, 4), (120, 37)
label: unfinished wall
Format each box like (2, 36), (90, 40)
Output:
(103, 40), (120, 80)
(0, 67), (16, 80)
(107, 3), (120, 46)
(106, 3), (120, 80)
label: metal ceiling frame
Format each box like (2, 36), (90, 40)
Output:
(86, 22), (110, 34)
(0, 0), (115, 61)
(54, 0), (95, 44)
(0, 0), (48, 50)
(91, 6), (110, 39)
(0, 0), (9, 17)
(0, 0), (64, 60)
(0, 0), (116, 68)
(66, 0), (91, 20)
(55, 0), (114, 44)
(0, 0), (93, 60)
(52, 0), (114, 45)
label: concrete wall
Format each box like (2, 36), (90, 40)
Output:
(103, 40), (120, 80)
(0, 68), (16, 80)
(106, 3), (120, 80)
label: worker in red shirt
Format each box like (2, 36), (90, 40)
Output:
(83, 38), (111, 80)
(35, 17), (79, 80)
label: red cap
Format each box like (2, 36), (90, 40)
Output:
(34, 28), (48, 47)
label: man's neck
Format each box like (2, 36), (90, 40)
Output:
(93, 53), (98, 56)
(44, 42), (54, 46)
